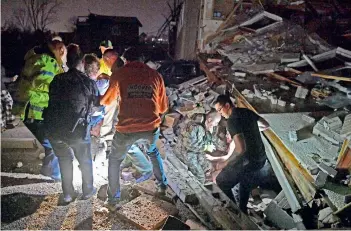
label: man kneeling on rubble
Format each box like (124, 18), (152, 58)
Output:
(206, 94), (270, 213)
(174, 111), (222, 184)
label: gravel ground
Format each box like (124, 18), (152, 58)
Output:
(2, 194), (138, 230)
(0, 171), (139, 230)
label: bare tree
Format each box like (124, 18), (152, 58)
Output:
(18, 0), (62, 31)
(14, 8), (30, 31)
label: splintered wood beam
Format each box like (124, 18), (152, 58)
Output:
(336, 139), (351, 171)
(198, 58), (223, 83)
(285, 67), (351, 82)
(215, 0), (243, 33)
(266, 73), (302, 87)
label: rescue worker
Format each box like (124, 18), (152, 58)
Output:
(44, 44), (99, 203)
(98, 49), (119, 148)
(101, 47), (168, 211)
(99, 40), (114, 76)
(86, 53), (153, 183)
(18, 40), (67, 180)
(206, 94), (270, 213)
(174, 112), (222, 183)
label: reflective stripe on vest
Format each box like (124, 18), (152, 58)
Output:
(39, 70), (54, 77)
(30, 104), (44, 112)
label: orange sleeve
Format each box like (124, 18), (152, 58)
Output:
(157, 74), (168, 114)
(101, 73), (119, 106)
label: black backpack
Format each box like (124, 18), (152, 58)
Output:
(44, 69), (99, 140)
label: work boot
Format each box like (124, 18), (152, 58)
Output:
(81, 187), (97, 200)
(156, 185), (167, 196)
(63, 191), (78, 204)
(104, 191), (121, 212)
(40, 156), (61, 181)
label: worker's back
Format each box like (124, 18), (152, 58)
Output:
(102, 61), (168, 133)
(44, 68), (99, 140)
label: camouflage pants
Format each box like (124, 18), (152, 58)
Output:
(186, 152), (211, 184)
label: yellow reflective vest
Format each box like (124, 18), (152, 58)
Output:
(19, 47), (64, 120)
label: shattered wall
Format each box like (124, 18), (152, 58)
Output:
(175, 0), (202, 60)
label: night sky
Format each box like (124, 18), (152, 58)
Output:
(1, 0), (170, 35)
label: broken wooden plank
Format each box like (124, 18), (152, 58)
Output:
(266, 73), (301, 87)
(215, 0), (243, 33)
(198, 59), (223, 83)
(336, 140), (351, 170)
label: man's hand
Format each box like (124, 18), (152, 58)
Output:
(205, 154), (218, 162)
(98, 73), (110, 80)
(12, 75), (18, 82)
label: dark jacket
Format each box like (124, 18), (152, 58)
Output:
(44, 68), (100, 141)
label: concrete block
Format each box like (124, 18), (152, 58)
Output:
(253, 84), (267, 100)
(281, 53), (300, 63)
(323, 117), (342, 131)
(133, 180), (174, 199)
(318, 162), (338, 178)
(116, 194), (178, 230)
(241, 89), (251, 95)
(288, 131), (298, 142)
(163, 113), (181, 128)
(290, 103), (295, 107)
(247, 93), (254, 99)
(313, 122), (341, 145)
(307, 165), (320, 175)
(263, 201), (296, 229)
(295, 86), (308, 99)
(270, 95), (278, 104)
(161, 215), (190, 230)
(1, 138), (38, 149)
(318, 207), (333, 222)
(274, 190), (285, 204)
(280, 84), (290, 90)
(315, 171), (328, 188)
(166, 168), (198, 204)
(185, 219), (207, 230)
(277, 196), (291, 210)
(302, 114), (315, 124)
(234, 72), (246, 77)
(278, 99), (286, 107)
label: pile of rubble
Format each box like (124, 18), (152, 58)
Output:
(159, 77), (308, 229)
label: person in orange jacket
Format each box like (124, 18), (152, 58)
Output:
(101, 47), (168, 211)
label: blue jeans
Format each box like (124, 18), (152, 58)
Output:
(50, 139), (94, 196)
(122, 144), (153, 175)
(25, 120), (60, 177)
(108, 128), (167, 200)
(216, 158), (270, 213)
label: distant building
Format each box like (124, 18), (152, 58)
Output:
(75, 13), (142, 53)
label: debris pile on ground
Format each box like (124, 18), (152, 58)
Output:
(196, 3), (351, 229)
